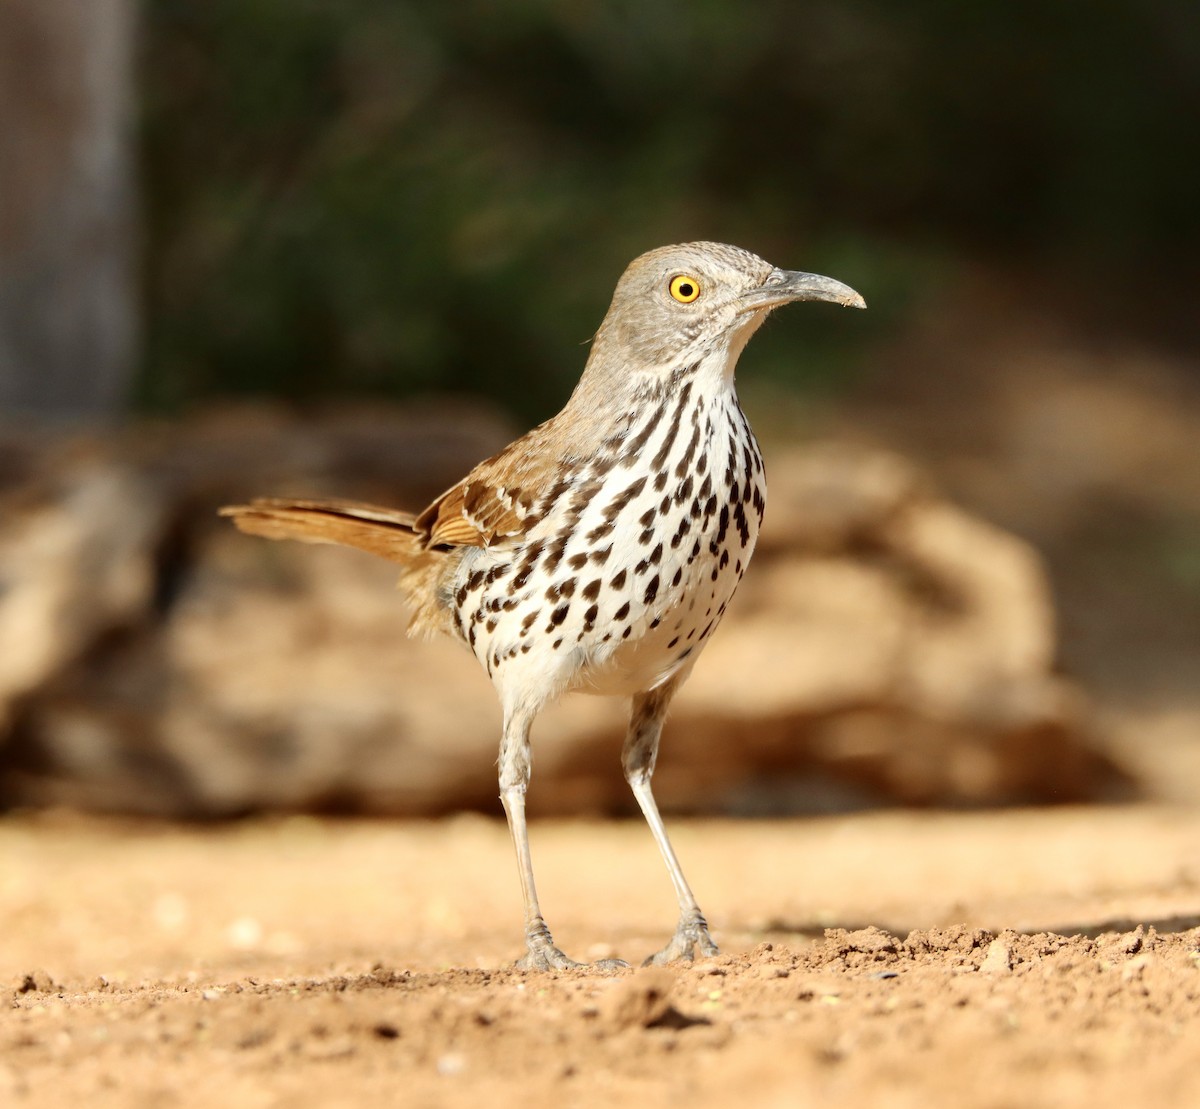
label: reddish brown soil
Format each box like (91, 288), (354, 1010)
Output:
(3, 807), (1200, 1107)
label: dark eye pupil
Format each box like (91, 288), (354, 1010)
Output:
(678, 282), (694, 297)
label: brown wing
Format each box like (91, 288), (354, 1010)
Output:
(224, 417), (569, 558)
(414, 424), (564, 549)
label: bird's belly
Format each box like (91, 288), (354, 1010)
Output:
(543, 472), (765, 696)
(568, 522), (751, 695)
(452, 397), (766, 702)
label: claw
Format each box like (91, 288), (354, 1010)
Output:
(516, 934), (630, 972)
(643, 914), (719, 966)
(517, 943), (584, 971)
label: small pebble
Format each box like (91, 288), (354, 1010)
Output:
(980, 939), (1013, 975)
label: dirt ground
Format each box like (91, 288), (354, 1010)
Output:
(2, 806), (1200, 1108)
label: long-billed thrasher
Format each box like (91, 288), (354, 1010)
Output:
(222, 241), (865, 970)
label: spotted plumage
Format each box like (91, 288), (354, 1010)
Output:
(221, 241), (865, 971)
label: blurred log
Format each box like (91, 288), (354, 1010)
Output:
(0, 0), (136, 420)
(0, 407), (1129, 816)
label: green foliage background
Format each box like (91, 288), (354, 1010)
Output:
(139, 0), (1200, 421)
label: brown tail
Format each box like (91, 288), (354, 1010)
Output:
(219, 497), (424, 564)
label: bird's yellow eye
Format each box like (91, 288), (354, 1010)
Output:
(668, 274), (702, 303)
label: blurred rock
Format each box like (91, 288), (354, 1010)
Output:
(0, 406), (1128, 817)
(839, 294), (1200, 801)
(0, 443), (161, 730)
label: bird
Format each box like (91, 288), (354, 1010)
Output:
(221, 241), (865, 970)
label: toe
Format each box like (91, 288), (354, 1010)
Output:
(644, 918), (720, 965)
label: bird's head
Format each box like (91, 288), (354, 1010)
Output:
(590, 241), (866, 379)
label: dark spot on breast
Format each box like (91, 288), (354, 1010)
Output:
(733, 502), (750, 546)
(672, 567), (682, 587)
(673, 423), (701, 478)
(582, 578), (602, 602)
(624, 403), (667, 458)
(644, 574), (660, 604)
(603, 475), (648, 521)
(614, 601), (630, 620)
(591, 545), (612, 565)
(719, 549), (729, 570)
(752, 487), (765, 523)
(590, 452), (618, 478)
(611, 568), (627, 590)
(567, 552), (589, 570)
(639, 507), (656, 528)
(546, 532), (573, 574)
(667, 635), (679, 649)
(583, 603), (598, 630)
(650, 384), (690, 470)
(546, 603), (570, 630)
(716, 506), (729, 544)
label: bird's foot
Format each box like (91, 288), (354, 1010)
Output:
(516, 941), (584, 971)
(516, 924), (629, 972)
(643, 913), (719, 966)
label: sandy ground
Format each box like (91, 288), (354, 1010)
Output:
(3, 806), (1200, 1108)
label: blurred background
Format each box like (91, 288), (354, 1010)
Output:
(0, 0), (1197, 818)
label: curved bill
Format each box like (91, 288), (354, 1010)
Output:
(738, 269), (867, 313)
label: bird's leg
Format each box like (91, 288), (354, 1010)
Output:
(499, 708), (628, 971)
(623, 681), (719, 966)
(499, 709), (575, 969)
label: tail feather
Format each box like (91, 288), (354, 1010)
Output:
(219, 497), (423, 564)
